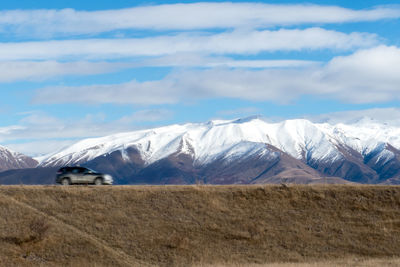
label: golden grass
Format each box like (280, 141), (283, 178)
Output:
(0, 184), (399, 266)
(202, 257), (400, 266)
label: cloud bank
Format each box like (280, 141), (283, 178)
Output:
(33, 45), (400, 105)
(306, 108), (400, 126)
(0, 61), (130, 82)
(0, 28), (379, 61)
(0, 3), (399, 37)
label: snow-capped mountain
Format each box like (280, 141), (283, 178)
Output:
(0, 145), (38, 171)
(38, 118), (334, 166)
(35, 116), (400, 185)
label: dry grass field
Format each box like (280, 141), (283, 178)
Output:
(0, 185), (399, 266)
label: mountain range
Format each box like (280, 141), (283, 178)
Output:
(1, 116), (400, 185)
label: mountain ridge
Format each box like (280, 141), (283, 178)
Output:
(28, 116), (400, 184)
(1, 116), (400, 184)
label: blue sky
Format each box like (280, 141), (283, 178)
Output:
(0, 1), (399, 156)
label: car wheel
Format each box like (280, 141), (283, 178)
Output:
(94, 178), (103, 185)
(61, 178), (70, 185)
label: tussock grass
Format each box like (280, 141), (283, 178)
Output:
(0, 184), (399, 266)
(201, 257), (400, 266)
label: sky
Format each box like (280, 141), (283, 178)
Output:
(0, 1), (399, 156)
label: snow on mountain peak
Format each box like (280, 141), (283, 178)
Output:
(38, 117), (400, 169)
(0, 144), (38, 170)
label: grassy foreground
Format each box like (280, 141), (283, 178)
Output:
(0, 185), (399, 266)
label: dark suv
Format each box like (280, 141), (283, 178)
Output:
(56, 167), (113, 185)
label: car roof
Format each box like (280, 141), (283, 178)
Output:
(58, 166), (88, 171)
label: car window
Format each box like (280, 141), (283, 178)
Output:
(71, 168), (80, 174)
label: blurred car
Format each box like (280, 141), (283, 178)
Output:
(56, 166), (113, 185)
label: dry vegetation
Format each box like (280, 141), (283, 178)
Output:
(0, 184), (399, 266)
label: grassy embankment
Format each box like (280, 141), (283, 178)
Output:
(0, 185), (399, 266)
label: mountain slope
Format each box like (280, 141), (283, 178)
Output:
(80, 141), (341, 185)
(0, 145), (38, 172)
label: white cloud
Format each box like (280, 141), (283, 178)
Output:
(0, 53), (322, 83)
(6, 140), (77, 157)
(217, 107), (261, 117)
(320, 45), (400, 103)
(0, 56), (319, 83)
(139, 54), (320, 69)
(0, 112), (110, 142)
(0, 61), (130, 82)
(0, 3), (399, 37)
(0, 28), (379, 61)
(117, 109), (174, 124)
(305, 108), (400, 126)
(32, 45), (400, 105)
(0, 125), (26, 135)
(34, 80), (179, 105)
(0, 45), (323, 83)
(0, 110), (173, 156)
(205, 60), (319, 69)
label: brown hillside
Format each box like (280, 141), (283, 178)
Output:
(0, 185), (399, 266)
